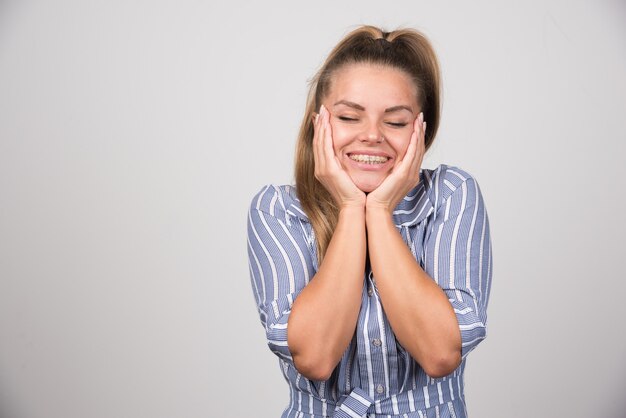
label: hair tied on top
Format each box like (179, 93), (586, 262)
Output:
(376, 37), (392, 51)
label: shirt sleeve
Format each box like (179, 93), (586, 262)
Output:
(247, 185), (316, 365)
(423, 170), (493, 359)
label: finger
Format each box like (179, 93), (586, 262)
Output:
(316, 106), (328, 170)
(418, 112), (425, 150)
(313, 107), (324, 175)
(402, 129), (419, 174)
(321, 106), (336, 166)
(409, 112), (425, 173)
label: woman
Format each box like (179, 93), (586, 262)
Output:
(247, 25), (492, 418)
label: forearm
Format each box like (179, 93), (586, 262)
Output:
(366, 207), (461, 378)
(288, 206), (366, 380)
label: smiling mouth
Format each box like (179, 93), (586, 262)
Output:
(348, 154), (390, 164)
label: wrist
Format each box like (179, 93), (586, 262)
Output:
(365, 205), (394, 224)
(338, 204), (366, 218)
(337, 205), (366, 232)
(365, 198), (395, 214)
(337, 195), (366, 211)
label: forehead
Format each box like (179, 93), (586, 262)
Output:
(326, 63), (419, 108)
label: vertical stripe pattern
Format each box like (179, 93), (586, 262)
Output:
(247, 165), (493, 418)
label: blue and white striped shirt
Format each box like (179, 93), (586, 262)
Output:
(247, 164), (492, 418)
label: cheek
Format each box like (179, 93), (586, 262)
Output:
(389, 132), (413, 155)
(329, 122), (354, 152)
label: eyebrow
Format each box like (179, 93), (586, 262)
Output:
(333, 100), (413, 114)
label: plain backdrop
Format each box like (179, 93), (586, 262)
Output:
(1, 1), (625, 417)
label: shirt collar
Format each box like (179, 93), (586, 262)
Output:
(286, 169), (434, 228)
(392, 169), (434, 227)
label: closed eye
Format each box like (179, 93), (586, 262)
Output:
(386, 122), (408, 128)
(338, 116), (358, 122)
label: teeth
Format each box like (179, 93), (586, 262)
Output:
(349, 154), (389, 164)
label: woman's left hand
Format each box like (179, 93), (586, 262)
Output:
(366, 112), (426, 213)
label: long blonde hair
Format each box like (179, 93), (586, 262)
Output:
(294, 25), (442, 263)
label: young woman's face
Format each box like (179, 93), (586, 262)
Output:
(322, 64), (421, 193)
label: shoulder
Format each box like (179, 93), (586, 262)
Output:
(394, 164), (482, 226)
(249, 184), (309, 223)
(424, 164), (485, 215)
(426, 164), (480, 197)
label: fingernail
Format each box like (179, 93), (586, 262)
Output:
(419, 112), (424, 122)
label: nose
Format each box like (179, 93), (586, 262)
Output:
(359, 122), (383, 144)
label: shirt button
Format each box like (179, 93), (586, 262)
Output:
(372, 338), (381, 347)
(376, 384), (384, 394)
(368, 288), (373, 296)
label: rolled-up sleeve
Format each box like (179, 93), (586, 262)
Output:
(247, 185), (315, 364)
(424, 172), (493, 359)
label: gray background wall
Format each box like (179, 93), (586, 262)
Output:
(1, 0), (625, 417)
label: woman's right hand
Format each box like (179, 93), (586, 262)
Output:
(313, 104), (366, 209)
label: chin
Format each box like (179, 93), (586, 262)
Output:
(355, 178), (384, 194)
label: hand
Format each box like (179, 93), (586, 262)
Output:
(366, 112), (426, 213)
(313, 104), (366, 209)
